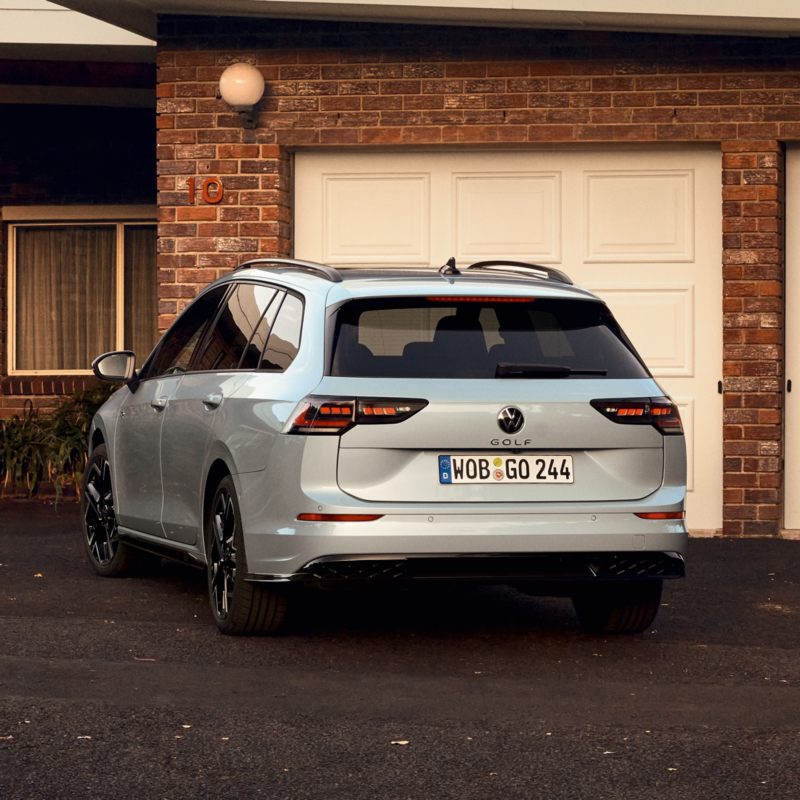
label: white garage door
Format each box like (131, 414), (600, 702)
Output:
(295, 149), (722, 530)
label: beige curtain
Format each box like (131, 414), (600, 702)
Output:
(123, 225), (158, 362)
(15, 225), (116, 371)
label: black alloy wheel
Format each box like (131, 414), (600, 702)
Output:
(205, 474), (287, 635)
(84, 454), (118, 566)
(81, 444), (155, 577)
(209, 486), (237, 621)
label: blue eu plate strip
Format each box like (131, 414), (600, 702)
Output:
(438, 455), (452, 484)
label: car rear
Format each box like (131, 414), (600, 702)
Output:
(239, 273), (687, 609)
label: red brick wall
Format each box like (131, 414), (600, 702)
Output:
(154, 19), (798, 532)
(721, 141), (784, 535)
(155, 143), (291, 328)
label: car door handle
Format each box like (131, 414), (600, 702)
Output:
(203, 393), (223, 408)
(151, 396), (168, 410)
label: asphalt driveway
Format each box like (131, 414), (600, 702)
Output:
(2, 500), (800, 799)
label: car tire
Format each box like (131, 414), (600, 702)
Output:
(81, 444), (158, 577)
(205, 475), (287, 635)
(572, 580), (662, 634)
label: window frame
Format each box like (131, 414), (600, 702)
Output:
(5, 205), (156, 376)
(188, 281), (290, 374)
(134, 279), (308, 382)
(183, 281), (307, 375)
(138, 284), (231, 382)
(176, 280), (305, 377)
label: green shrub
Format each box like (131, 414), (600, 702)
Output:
(0, 384), (117, 499)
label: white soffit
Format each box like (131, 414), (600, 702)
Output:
(58, 0), (800, 39)
(0, 1), (155, 45)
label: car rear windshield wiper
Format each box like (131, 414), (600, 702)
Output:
(495, 363), (608, 378)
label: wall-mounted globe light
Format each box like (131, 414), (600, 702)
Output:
(219, 63), (265, 129)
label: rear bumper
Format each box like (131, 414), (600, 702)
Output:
(239, 509), (688, 580)
(246, 551), (685, 583)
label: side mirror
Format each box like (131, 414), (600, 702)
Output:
(92, 350), (137, 383)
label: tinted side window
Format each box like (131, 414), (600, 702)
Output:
(239, 289), (283, 370)
(193, 283), (277, 371)
(144, 286), (227, 379)
(260, 293), (303, 371)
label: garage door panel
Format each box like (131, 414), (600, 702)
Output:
(584, 171), (694, 263)
(453, 173), (561, 263)
(589, 284), (695, 377)
(323, 174), (430, 265)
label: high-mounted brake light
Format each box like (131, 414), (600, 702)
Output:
(285, 397), (428, 435)
(591, 397), (684, 435)
(635, 512), (685, 520)
(426, 296), (534, 303)
(297, 513), (383, 522)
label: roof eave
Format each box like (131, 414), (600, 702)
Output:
(55, 0), (800, 40)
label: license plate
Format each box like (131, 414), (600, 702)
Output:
(438, 455), (573, 484)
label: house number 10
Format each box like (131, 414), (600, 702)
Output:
(188, 177), (224, 204)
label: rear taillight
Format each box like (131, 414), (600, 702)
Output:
(284, 397), (427, 435)
(358, 399), (426, 422)
(591, 397), (684, 436)
(635, 511), (685, 520)
(288, 400), (355, 433)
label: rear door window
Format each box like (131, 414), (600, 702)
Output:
(193, 283), (278, 371)
(331, 297), (649, 379)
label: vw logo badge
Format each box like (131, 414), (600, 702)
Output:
(498, 407), (525, 434)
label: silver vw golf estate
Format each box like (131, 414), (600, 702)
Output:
(84, 258), (687, 636)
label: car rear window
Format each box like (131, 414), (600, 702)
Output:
(330, 297), (650, 379)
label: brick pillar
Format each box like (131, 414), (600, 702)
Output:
(156, 52), (292, 333)
(721, 141), (784, 536)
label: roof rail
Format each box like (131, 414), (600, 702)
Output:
(465, 260), (573, 286)
(234, 257), (343, 283)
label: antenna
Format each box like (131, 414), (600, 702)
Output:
(438, 256), (461, 276)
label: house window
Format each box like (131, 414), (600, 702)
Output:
(9, 218), (157, 374)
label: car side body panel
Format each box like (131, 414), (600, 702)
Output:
(113, 375), (183, 538)
(160, 371), (250, 544)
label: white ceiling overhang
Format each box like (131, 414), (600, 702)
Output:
(0, 2), (156, 105)
(0, 1), (154, 45)
(54, 0), (800, 42)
